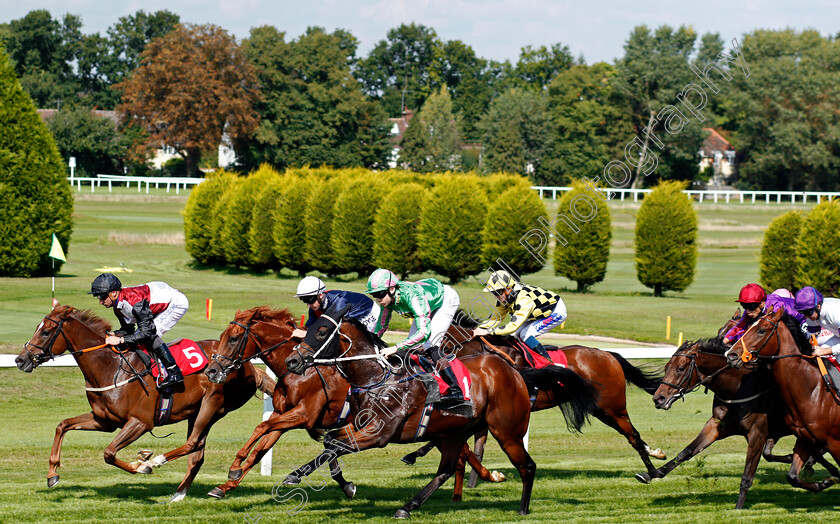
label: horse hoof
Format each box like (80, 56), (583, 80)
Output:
(452, 493), (462, 502)
(137, 464), (153, 475)
(168, 491), (186, 503)
(393, 509), (410, 519)
(649, 448), (666, 460)
(283, 474), (301, 486)
(228, 469), (243, 481)
(635, 472), (652, 484)
(342, 482), (356, 500)
(489, 471), (507, 482)
(47, 475), (60, 488)
(401, 454), (416, 465)
(207, 487), (226, 499)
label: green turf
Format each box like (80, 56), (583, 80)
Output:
(1, 366), (837, 523)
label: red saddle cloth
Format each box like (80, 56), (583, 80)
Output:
(409, 355), (472, 400)
(140, 338), (209, 378)
(511, 339), (567, 369)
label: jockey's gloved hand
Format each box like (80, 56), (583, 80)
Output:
(380, 346), (398, 357)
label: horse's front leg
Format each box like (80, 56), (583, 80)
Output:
(734, 427), (767, 509)
(787, 438), (840, 493)
(48, 412), (114, 487)
(102, 417), (153, 474)
(636, 416), (726, 484)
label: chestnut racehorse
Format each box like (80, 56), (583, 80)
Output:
(402, 317), (666, 486)
(203, 306), (506, 499)
(726, 308), (840, 495)
(15, 305), (274, 502)
(643, 336), (839, 508)
(283, 304), (598, 518)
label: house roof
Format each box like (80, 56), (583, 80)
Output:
(387, 109), (414, 146)
(701, 128), (735, 153)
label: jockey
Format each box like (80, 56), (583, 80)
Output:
(291, 276), (380, 338)
(472, 270), (565, 362)
(794, 286), (840, 357)
(365, 268), (465, 402)
(89, 273), (187, 389)
(722, 283), (808, 345)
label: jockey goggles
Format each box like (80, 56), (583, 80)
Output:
(299, 295), (319, 305)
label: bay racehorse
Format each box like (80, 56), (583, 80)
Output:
(14, 305), (274, 502)
(401, 315), (666, 486)
(202, 306), (505, 499)
(642, 336), (839, 508)
(283, 304), (598, 518)
(726, 308), (840, 494)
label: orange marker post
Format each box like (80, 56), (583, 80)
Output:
(300, 314), (306, 328)
(206, 298), (213, 321)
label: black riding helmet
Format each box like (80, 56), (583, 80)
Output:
(89, 273), (122, 296)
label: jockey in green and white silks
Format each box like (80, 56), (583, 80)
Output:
(366, 268), (466, 402)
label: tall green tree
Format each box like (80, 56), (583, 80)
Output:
(398, 113), (431, 171)
(614, 25), (707, 187)
(0, 45), (73, 276)
(117, 23), (260, 176)
(45, 109), (128, 177)
(400, 85), (460, 171)
(240, 26), (389, 171)
(432, 40), (492, 141)
(515, 43), (576, 91)
(355, 23), (440, 117)
(0, 10), (83, 108)
(634, 180), (697, 296)
(726, 30), (840, 191)
(478, 88), (551, 179)
(373, 183), (426, 278)
(544, 63), (634, 186)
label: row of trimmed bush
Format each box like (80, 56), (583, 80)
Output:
(760, 199), (840, 294)
(184, 166), (550, 282)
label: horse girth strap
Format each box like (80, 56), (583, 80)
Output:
(479, 336), (517, 366)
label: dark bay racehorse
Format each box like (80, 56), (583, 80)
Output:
(15, 305), (274, 502)
(402, 319), (666, 485)
(203, 306), (505, 499)
(727, 308), (840, 494)
(284, 305), (598, 518)
(642, 336), (839, 508)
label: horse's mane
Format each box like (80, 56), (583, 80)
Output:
(780, 311), (814, 355)
(62, 306), (113, 334)
(684, 337), (729, 355)
(345, 318), (388, 350)
(239, 306), (296, 328)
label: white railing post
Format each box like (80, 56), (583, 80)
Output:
(260, 367), (277, 475)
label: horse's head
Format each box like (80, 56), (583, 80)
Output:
(725, 307), (785, 368)
(653, 340), (704, 410)
(286, 303), (352, 375)
(16, 306), (92, 372)
(716, 308), (742, 339)
(206, 307), (296, 383)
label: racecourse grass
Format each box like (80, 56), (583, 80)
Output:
(2, 188), (838, 522)
(1, 366), (839, 523)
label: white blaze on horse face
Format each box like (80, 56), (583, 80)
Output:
(37, 321), (44, 333)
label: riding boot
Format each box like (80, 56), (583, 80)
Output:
(524, 336), (553, 362)
(153, 341), (184, 389)
(438, 364), (466, 402)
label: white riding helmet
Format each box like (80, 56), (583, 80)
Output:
(295, 276), (326, 297)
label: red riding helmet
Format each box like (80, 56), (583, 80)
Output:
(736, 283), (766, 303)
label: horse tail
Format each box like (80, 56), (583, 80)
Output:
(608, 351), (663, 395)
(516, 366), (598, 433)
(253, 366), (277, 395)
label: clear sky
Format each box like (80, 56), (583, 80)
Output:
(2, 1), (838, 64)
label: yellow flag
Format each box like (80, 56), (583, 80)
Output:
(49, 234), (66, 262)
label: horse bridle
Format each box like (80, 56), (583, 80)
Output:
(660, 350), (730, 399)
(727, 315), (781, 366)
(22, 315), (74, 366)
(211, 319), (291, 376)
